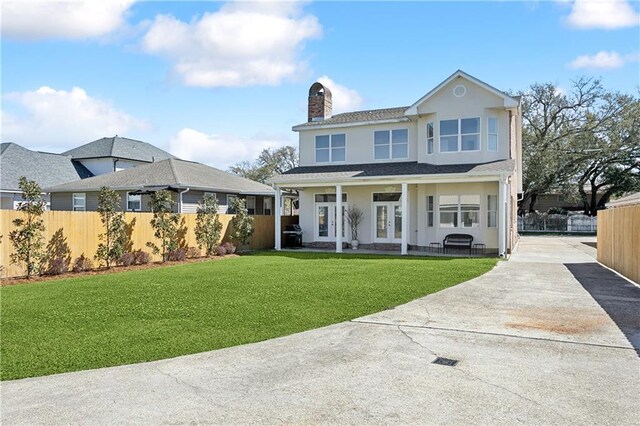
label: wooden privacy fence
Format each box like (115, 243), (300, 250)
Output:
(0, 210), (298, 278)
(597, 205), (640, 284)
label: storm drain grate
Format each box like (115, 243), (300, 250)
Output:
(432, 357), (459, 367)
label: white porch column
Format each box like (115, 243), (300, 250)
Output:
(274, 186), (282, 250)
(498, 177), (507, 257)
(336, 184), (343, 253)
(401, 183), (408, 255)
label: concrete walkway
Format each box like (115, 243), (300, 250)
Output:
(2, 237), (639, 425)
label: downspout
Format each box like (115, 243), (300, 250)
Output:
(114, 158), (119, 172)
(179, 188), (190, 213)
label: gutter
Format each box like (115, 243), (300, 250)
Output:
(178, 187), (190, 213)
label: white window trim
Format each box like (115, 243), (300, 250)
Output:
(488, 116), (498, 152)
(72, 193), (86, 212)
(438, 195), (481, 228)
(426, 195), (434, 227)
(373, 129), (409, 161)
(246, 195), (256, 215)
(487, 194), (497, 228)
(315, 134), (347, 164)
(426, 122), (435, 155)
(439, 117), (481, 154)
(263, 197), (273, 215)
(126, 192), (142, 212)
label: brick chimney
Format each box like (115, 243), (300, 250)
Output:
(308, 82), (332, 122)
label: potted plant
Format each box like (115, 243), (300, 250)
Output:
(346, 205), (364, 249)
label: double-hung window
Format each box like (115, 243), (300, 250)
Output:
(427, 122), (434, 155)
(227, 194), (238, 214)
(127, 193), (141, 211)
(72, 193), (86, 211)
(487, 195), (497, 227)
(246, 196), (256, 215)
(440, 117), (480, 152)
(427, 196), (434, 227)
(488, 117), (498, 152)
(263, 197), (273, 215)
(316, 134), (346, 163)
(374, 129), (408, 160)
(438, 195), (480, 228)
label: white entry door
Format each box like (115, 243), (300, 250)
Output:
(315, 202), (348, 242)
(372, 192), (402, 243)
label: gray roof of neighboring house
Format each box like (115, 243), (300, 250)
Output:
(45, 158), (275, 195)
(0, 143), (93, 192)
(606, 191), (640, 208)
(62, 136), (177, 162)
(293, 106), (410, 129)
(269, 160), (515, 184)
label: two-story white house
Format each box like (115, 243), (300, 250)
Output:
(270, 70), (522, 257)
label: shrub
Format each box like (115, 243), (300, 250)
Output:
(46, 257), (68, 276)
(118, 252), (135, 267)
(133, 250), (151, 265)
(167, 248), (187, 262)
(186, 246), (201, 258)
(195, 194), (223, 256)
(215, 245), (227, 256)
(222, 242), (236, 254)
(72, 254), (94, 273)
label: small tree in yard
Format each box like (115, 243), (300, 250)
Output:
(229, 197), (254, 250)
(195, 193), (223, 256)
(146, 190), (180, 262)
(95, 187), (127, 268)
(9, 177), (47, 278)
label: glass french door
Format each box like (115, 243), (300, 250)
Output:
(315, 203), (347, 241)
(374, 202), (402, 243)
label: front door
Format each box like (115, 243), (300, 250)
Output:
(315, 203), (348, 242)
(373, 192), (402, 243)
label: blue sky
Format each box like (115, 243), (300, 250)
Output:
(2, 0), (639, 169)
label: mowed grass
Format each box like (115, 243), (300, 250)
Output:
(1, 252), (496, 380)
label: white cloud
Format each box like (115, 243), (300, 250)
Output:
(2, 86), (149, 151)
(168, 128), (292, 170)
(568, 50), (638, 69)
(140, 1), (322, 87)
(1, 0), (135, 40)
(316, 76), (364, 114)
(566, 0), (640, 29)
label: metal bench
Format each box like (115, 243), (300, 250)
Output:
(443, 234), (474, 254)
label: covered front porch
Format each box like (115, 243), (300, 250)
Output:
(272, 173), (513, 257)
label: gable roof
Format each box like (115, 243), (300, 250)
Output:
(45, 158), (275, 195)
(405, 69), (519, 115)
(292, 107), (410, 131)
(63, 136), (177, 162)
(0, 143), (93, 192)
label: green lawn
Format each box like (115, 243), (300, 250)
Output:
(1, 252), (496, 380)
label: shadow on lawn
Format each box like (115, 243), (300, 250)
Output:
(247, 251), (475, 262)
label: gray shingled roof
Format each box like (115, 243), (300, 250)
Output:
(45, 158), (275, 195)
(0, 143), (93, 192)
(63, 136), (177, 162)
(270, 160), (515, 184)
(293, 107), (410, 129)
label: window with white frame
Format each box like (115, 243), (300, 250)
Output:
(427, 195), (434, 227)
(127, 193), (141, 211)
(263, 197), (273, 215)
(316, 134), (346, 163)
(440, 117), (480, 152)
(487, 195), (497, 227)
(227, 194), (238, 214)
(427, 122), (434, 154)
(72, 193), (86, 211)
(488, 117), (498, 152)
(246, 196), (256, 215)
(374, 129), (408, 160)
(438, 195), (480, 228)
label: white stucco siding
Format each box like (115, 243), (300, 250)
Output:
(298, 123), (419, 167)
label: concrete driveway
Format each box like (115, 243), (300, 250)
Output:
(2, 236), (639, 425)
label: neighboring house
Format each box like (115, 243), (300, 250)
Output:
(62, 135), (177, 176)
(0, 143), (93, 209)
(605, 192), (640, 208)
(269, 70), (522, 256)
(519, 191), (606, 214)
(45, 158), (275, 214)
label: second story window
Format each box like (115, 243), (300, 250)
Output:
(316, 134), (346, 163)
(440, 117), (480, 152)
(488, 117), (498, 152)
(427, 122), (434, 155)
(374, 129), (408, 160)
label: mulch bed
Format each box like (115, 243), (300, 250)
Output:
(0, 255), (239, 287)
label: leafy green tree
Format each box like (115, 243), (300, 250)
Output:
(229, 197), (254, 249)
(229, 146), (298, 183)
(9, 177), (47, 278)
(195, 193), (223, 256)
(95, 187), (127, 268)
(146, 190), (180, 262)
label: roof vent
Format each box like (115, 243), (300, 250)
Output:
(432, 357), (459, 367)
